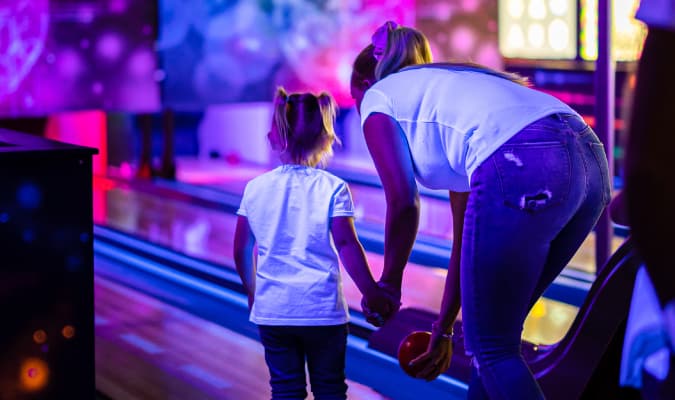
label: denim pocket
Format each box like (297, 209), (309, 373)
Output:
(589, 142), (611, 206)
(493, 142), (571, 212)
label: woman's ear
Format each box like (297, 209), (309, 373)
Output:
(362, 78), (374, 90)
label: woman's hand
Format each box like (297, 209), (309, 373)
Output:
(408, 330), (453, 381)
(361, 281), (402, 327)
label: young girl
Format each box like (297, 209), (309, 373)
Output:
(233, 87), (394, 399)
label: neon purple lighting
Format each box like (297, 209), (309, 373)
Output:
(0, 0), (49, 98)
(0, 0), (160, 117)
(158, 0), (415, 108)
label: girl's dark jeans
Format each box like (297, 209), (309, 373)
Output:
(258, 324), (348, 400)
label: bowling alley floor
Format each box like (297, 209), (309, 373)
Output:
(94, 267), (391, 400)
(118, 154), (627, 276)
(94, 155), (628, 398)
(93, 171), (587, 346)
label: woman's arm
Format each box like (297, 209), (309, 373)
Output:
(434, 191), (469, 335)
(233, 216), (256, 308)
(411, 190), (469, 381)
(363, 112), (420, 291)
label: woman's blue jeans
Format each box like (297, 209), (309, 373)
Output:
(461, 113), (611, 399)
(258, 324), (348, 400)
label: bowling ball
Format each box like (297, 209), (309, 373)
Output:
(397, 331), (431, 377)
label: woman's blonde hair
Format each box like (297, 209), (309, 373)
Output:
(368, 24), (529, 86)
(375, 26), (433, 80)
(273, 87), (339, 167)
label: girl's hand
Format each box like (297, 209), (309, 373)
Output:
(408, 330), (453, 381)
(361, 281), (402, 327)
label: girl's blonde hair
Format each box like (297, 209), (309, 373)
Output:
(371, 25), (529, 86)
(273, 87), (339, 167)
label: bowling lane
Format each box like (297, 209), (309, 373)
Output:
(94, 262), (390, 400)
(170, 157), (625, 274)
(94, 176), (578, 345)
(172, 158), (454, 241)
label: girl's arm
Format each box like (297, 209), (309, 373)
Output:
(331, 216), (396, 323)
(362, 112), (420, 292)
(331, 216), (378, 298)
(234, 216), (256, 308)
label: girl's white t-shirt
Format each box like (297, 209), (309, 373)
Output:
(360, 67), (580, 192)
(237, 165), (354, 326)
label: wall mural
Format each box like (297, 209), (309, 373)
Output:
(158, 0), (415, 108)
(0, 0), (160, 117)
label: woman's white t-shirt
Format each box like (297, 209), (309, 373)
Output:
(360, 67), (580, 192)
(237, 165), (354, 326)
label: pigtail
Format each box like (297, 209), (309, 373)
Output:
(273, 87), (290, 151)
(311, 92), (338, 167)
(317, 92), (339, 145)
(375, 27), (433, 81)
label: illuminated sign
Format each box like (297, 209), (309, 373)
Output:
(499, 0), (647, 61)
(499, 0), (577, 59)
(580, 0), (647, 61)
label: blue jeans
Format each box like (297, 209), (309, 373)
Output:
(258, 324), (348, 400)
(461, 113), (611, 399)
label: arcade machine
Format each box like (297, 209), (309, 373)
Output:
(498, 0), (647, 181)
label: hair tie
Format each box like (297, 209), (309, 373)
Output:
(371, 21), (399, 61)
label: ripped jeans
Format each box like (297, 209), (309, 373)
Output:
(461, 113), (611, 399)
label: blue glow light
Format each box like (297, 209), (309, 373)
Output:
(17, 182), (42, 209)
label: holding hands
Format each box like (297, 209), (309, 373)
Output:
(361, 281), (402, 327)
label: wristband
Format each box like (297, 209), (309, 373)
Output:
(431, 321), (453, 340)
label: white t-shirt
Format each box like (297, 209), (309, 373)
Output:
(360, 67), (581, 192)
(236, 165), (354, 326)
(636, 0), (675, 30)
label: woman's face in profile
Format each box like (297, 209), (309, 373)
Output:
(350, 73), (369, 114)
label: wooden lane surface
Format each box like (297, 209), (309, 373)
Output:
(95, 181), (585, 345)
(95, 274), (390, 400)
(170, 158), (625, 275)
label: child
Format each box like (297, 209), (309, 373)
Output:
(233, 87), (394, 399)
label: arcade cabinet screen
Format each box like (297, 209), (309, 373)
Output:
(157, 0), (414, 109)
(498, 0), (647, 62)
(498, 0), (577, 60)
(0, 0), (161, 117)
(579, 0), (647, 61)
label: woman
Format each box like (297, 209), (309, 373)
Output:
(620, 0), (675, 395)
(353, 25), (611, 399)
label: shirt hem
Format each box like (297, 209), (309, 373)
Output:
(250, 316), (349, 326)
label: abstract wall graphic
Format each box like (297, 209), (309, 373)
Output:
(417, 0), (503, 69)
(0, 0), (160, 117)
(0, 0), (49, 99)
(158, 0), (414, 109)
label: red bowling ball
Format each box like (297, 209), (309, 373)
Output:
(397, 330), (431, 378)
